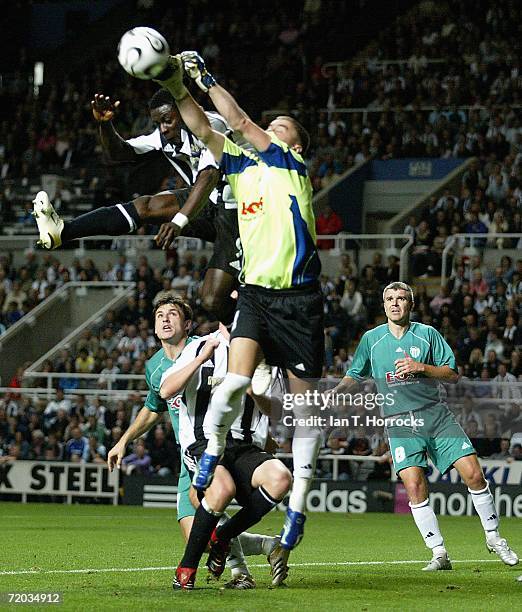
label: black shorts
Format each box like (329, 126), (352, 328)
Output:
(170, 188), (241, 278)
(185, 440), (274, 507)
(231, 283), (324, 378)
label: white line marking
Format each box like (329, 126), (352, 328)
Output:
(0, 559), (499, 577)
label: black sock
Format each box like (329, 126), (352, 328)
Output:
(216, 487), (278, 541)
(61, 203), (141, 243)
(180, 501), (221, 569)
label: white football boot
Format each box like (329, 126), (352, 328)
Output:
(422, 551), (453, 571)
(32, 191), (64, 249)
(487, 537), (519, 566)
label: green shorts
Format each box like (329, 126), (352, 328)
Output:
(177, 461), (195, 522)
(387, 404), (476, 475)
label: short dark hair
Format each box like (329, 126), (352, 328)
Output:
(152, 291), (193, 322)
(277, 115), (310, 155)
(148, 89), (176, 112)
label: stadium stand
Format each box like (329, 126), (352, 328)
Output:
(0, 0), (521, 481)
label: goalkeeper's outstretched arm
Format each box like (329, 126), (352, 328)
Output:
(155, 55), (225, 163)
(180, 50), (272, 153)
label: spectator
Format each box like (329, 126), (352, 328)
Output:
(75, 348), (94, 374)
(122, 438), (152, 475)
(64, 426), (89, 462)
(490, 438), (512, 460)
(316, 206), (343, 249)
(340, 279), (367, 342)
(147, 427), (177, 477)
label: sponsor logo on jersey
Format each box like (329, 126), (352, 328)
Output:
(385, 371), (415, 385)
(167, 395), (183, 412)
(241, 197), (264, 218)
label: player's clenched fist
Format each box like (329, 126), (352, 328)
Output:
(181, 51), (216, 92)
(199, 337), (220, 362)
(155, 221), (182, 250)
(394, 356), (424, 377)
(91, 93), (120, 122)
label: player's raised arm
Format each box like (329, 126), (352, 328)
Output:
(181, 51), (271, 153)
(159, 337), (220, 399)
(155, 166), (220, 249)
(91, 93), (138, 162)
(155, 55), (225, 164)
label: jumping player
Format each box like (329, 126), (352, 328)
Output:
(328, 282), (518, 570)
(154, 51), (324, 581)
(32, 90), (241, 323)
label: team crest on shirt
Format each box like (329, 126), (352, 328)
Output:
(410, 346), (421, 358)
(241, 197), (264, 219)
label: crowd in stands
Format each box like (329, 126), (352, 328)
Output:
(2, 0), (521, 227)
(294, 0), (522, 190)
(0, 0), (345, 225)
(1, 0), (522, 481)
(1, 242), (521, 478)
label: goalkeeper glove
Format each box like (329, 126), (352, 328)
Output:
(154, 54), (187, 100)
(181, 50), (217, 92)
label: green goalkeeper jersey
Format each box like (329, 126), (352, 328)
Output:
(346, 322), (457, 417)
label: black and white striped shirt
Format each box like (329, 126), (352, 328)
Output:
(126, 111), (231, 205)
(159, 331), (273, 453)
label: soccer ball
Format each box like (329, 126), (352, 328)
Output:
(117, 27), (170, 80)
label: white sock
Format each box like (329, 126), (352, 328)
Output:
(206, 373), (251, 455)
(468, 484), (500, 540)
(226, 537), (250, 576)
(289, 431), (321, 513)
(410, 499), (444, 549)
(289, 477), (311, 514)
(237, 532), (263, 556)
(237, 532), (276, 556)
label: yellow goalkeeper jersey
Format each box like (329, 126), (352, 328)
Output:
(220, 133), (320, 289)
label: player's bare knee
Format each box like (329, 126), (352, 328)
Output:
(260, 461), (292, 499)
(402, 476), (427, 503)
(189, 486), (200, 509)
(133, 195), (152, 217)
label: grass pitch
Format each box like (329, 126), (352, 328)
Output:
(0, 503), (520, 611)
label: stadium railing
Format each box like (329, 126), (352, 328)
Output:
(0, 234), (206, 254)
(262, 104), (522, 124)
(321, 58), (448, 76)
(440, 233), (522, 287)
(19, 373), (149, 396)
(0, 281), (135, 386)
(0, 385), (148, 400)
(276, 452), (384, 481)
(0, 233), (414, 280)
